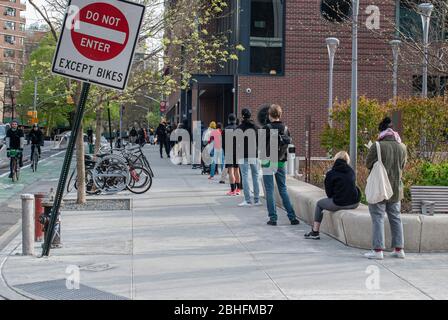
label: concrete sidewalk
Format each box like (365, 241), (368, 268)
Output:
(1, 145), (448, 300)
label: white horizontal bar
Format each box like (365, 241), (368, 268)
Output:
(73, 20), (126, 45)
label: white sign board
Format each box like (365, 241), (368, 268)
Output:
(52, 0), (145, 90)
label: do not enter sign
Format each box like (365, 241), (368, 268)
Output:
(52, 0), (145, 90)
(71, 2), (129, 61)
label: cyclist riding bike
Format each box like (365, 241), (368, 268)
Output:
(28, 123), (44, 162)
(6, 120), (24, 178)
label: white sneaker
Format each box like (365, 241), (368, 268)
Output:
(364, 250), (384, 260)
(253, 201), (263, 206)
(390, 249), (406, 259)
(238, 201), (252, 207)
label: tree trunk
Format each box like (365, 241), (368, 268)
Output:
(95, 105), (103, 154)
(76, 122), (86, 204)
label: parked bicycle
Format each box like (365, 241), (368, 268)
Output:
(66, 146), (153, 195)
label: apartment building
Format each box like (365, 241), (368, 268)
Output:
(0, 0), (26, 123)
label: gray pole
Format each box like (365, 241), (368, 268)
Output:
(21, 194), (35, 256)
(33, 76), (38, 112)
(120, 104), (123, 140)
(418, 3), (434, 98)
(390, 40), (401, 105)
(326, 37), (340, 128)
(350, 0), (359, 178)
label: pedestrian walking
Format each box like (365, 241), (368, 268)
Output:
(237, 108), (262, 207)
(222, 113), (241, 196)
(156, 120), (169, 158)
(129, 126), (138, 144)
(261, 104), (300, 226)
(304, 151), (361, 239)
(364, 117), (407, 260)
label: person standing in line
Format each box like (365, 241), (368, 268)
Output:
(209, 122), (224, 179)
(261, 104), (300, 226)
(304, 151), (360, 239)
(217, 122), (227, 184)
(222, 114), (241, 196)
(364, 117), (407, 260)
(237, 108), (262, 207)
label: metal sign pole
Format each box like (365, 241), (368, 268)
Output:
(41, 82), (90, 257)
(108, 107), (113, 153)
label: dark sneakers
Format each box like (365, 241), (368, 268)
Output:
(267, 220), (300, 226)
(304, 230), (320, 240)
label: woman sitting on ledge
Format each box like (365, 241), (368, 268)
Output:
(305, 151), (361, 240)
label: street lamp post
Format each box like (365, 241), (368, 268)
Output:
(326, 37), (340, 128)
(389, 39), (401, 104)
(418, 3), (434, 98)
(349, 0), (360, 178)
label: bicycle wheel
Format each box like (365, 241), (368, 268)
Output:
(86, 170), (102, 195)
(32, 153), (38, 172)
(66, 169), (77, 193)
(126, 166), (152, 194)
(11, 158), (17, 182)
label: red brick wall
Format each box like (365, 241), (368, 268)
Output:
(238, 0), (414, 157)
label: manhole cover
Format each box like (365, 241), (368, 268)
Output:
(79, 263), (116, 272)
(15, 279), (128, 300)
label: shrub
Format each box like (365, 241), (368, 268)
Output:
(419, 162), (448, 186)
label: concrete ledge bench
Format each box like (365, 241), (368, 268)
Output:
(272, 178), (448, 253)
(411, 186), (448, 215)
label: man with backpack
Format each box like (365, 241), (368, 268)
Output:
(261, 104), (300, 226)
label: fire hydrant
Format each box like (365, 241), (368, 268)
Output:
(38, 189), (63, 248)
(34, 193), (46, 242)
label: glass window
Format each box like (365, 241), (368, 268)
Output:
(18, 37), (24, 45)
(19, 23), (25, 31)
(412, 75), (447, 97)
(249, 0), (284, 75)
(399, 1), (447, 41)
(5, 35), (15, 44)
(4, 7), (16, 16)
(3, 48), (14, 58)
(4, 21), (15, 30)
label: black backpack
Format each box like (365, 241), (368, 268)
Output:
(267, 124), (291, 161)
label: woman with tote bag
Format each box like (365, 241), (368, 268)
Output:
(364, 117), (407, 260)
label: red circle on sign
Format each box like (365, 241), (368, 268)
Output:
(71, 2), (129, 61)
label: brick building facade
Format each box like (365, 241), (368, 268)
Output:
(0, 0), (26, 123)
(167, 0), (427, 157)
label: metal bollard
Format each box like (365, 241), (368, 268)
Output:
(287, 145), (296, 176)
(21, 194), (35, 256)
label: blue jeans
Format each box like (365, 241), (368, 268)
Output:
(241, 159), (260, 203)
(262, 167), (296, 222)
(368, 201), (404, 250)
(210, 149), (224, 177)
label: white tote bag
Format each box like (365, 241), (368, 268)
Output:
(365, 142), (394, 204)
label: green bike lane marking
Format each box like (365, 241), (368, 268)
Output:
(0, 152), (67, 205)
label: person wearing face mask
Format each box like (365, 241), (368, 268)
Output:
(5, 120), (24, 178)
